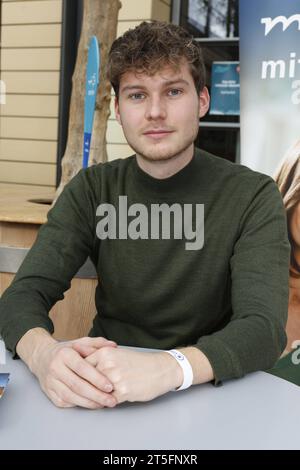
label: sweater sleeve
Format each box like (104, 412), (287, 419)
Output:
(0, 168), (97, 357)
(194, 174), (290, 385)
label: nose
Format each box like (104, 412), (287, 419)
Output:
(144, 95), (167, 120)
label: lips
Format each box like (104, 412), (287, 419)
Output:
(144, 129), (172, 134)
(143, 130), (174, 138)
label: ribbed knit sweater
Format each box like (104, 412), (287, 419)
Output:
(0, 148), (290, 384)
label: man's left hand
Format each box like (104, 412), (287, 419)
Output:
(78, 347), (183, 404)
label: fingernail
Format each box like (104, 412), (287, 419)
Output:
(105, 384), (113, 392)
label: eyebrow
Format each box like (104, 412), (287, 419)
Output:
(120, 79), (190, 94)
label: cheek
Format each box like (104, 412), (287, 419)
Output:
(121, 108), (144, 131)
(177, 98), (200, 120)
(178, 106), (200, 132)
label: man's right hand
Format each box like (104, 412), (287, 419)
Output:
(16, 328), (118, 409)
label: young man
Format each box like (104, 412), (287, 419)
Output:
(0, 21), (290, 409)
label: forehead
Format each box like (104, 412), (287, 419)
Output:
(119, 61), (194, 91)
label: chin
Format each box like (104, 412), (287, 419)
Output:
(141, 151), (176, 162)
(133, 142), (185, 162)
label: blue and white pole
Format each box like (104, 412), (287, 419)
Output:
(82, 36), (100, 168)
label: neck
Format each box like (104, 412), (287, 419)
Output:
(136, 144), (194, 179)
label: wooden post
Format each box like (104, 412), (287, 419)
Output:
(55, 0), (121, 200)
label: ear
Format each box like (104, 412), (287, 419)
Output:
(114, 96), (122, 125)
(198, 86), (210, 119)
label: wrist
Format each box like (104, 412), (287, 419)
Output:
(157, 351), (184, 391)
(165, 349), (194, 391)
(17, 328), (56, 373)
(31, 330), (57, 375)
(177, 346), (214, 385)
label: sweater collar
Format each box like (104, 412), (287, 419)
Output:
(131, 148), (198, 195)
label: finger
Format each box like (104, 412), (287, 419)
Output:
(59, 364), (117, 408)
(85, 351), (99, 367)
(72, 337), (117, 349)
(71, 338), (117, 358)
(62, 347), (115, 393)
(72, 343), (98, 358)
(48, 387), (74, 408)
(110, 391), (124, 405)
(51, 378), (106, 409)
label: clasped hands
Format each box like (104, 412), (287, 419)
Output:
(34, 337), (183, 409)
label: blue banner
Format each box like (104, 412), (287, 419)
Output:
(82, 36), (100, 169)
(239, 0), (300, 175)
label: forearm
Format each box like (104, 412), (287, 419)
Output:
(16, 327), (56, 373)
(177, 346), (214, 384)
(0, 172), (95, 357)
(195, 312), (288, 385)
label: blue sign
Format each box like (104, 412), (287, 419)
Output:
(82, 36), (100, 169)
(210, 61), (240, 115)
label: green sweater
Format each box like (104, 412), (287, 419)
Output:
(267, 350), (300, 386)
(0, 148), (290, 384)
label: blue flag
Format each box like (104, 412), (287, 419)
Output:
(82, 36), (100, 168)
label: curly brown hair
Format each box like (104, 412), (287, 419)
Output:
(107, 21), (206, 98)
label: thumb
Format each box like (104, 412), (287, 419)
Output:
(75, 336), (118, 349)
(71, 337), (118, 358)
(72, 343), (98, 358)
(85, 351), (98, 366)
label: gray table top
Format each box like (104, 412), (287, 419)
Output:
(1, 350), (300, 450)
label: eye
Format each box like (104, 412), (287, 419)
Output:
(128, 92), (145, 100)
(168, 89), (182, 97)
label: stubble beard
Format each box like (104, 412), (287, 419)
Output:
(127, 128), (198, 163)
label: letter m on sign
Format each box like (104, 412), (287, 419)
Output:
(261, 14), (300, 36)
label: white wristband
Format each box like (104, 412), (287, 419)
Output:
(165, 349), (193, 391)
